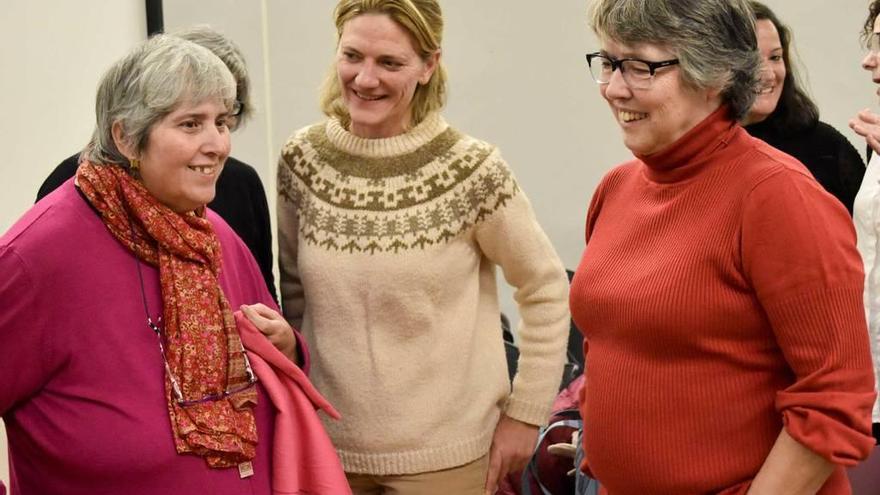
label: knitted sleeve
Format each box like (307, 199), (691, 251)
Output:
(277, 137), (306, 329)
(742, 165), (876, 465)
(0, 245), (55, 415)
(474, 151), (570, 426)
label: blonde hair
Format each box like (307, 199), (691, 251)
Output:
(319, 0), (447, 130)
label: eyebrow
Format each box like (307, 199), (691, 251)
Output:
(341, 43), (412, 60)
(173, 110), (230, 121)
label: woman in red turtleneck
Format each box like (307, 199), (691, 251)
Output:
(574, 1), (876, 494)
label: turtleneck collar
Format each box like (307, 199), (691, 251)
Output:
(637, 105), (740, 184)
(325, 112), (448, 158)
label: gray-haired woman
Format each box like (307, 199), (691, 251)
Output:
(35, 26), (279, 302)
(0, 34), (347, 494)
(570, 0), (876, 493)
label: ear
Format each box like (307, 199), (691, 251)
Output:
(111, 121), (137, 160)
(419, 49), (441, 85)
(705, 85), (723, 103)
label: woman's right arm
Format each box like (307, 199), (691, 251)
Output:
(0, 246), (50, 415)
(276, 149), (305, 328)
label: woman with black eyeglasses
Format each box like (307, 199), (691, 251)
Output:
(571, 0), (875, 493)
(0, 35), (347, 495)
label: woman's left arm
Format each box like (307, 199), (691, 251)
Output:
(741, 168), (876, 491)
(472, 153), (570, 493)
(747, 429), (834, 495)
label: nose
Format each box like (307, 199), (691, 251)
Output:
(756, 66), (773, 89)
(354, 60), (379, 88)
(863, 51), (877, 71)
(202, 123), (230, 158)
(602, 66), (631, 100)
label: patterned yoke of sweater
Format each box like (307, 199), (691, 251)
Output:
(276, 112), (570, 475)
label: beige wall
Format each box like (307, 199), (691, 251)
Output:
(0, 0), (876, 489)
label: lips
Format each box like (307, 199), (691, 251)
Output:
(353, 90), (384, 101)
(188, 165), (219, 176)
(619, 110), (648, 123)
(754, 83), (776, 95)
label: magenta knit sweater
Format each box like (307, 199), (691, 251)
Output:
(0, 180), (282, 494)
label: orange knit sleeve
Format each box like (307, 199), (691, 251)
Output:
(741, 165), (876, 465)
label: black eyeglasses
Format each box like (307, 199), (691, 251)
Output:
(586, 52), (680, 89)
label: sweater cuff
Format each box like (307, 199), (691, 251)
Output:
(504, 396), (553, 427)
(777, 391), (877, 465)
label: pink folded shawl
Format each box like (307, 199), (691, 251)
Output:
(235, 312), (350, 495)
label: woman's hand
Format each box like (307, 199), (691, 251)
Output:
(484, 415), (539, 494)
(849, 108), (880, 154)
(240, 303), (299, 363)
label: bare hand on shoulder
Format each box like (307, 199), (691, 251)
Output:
(849, 108), (880, 154)
(484, 415), (539, 494)
(240, 303), (299, 363)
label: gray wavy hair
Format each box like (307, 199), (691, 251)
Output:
(84, 34), (236, 167)
(589, 0), (760, 120)
(173, 25), (252, 129)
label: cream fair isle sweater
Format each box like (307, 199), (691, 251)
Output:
(276, 113), (569, 475)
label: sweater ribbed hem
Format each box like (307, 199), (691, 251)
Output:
(337, 428), (495, 476)
(505, 397), (554, 427)
(325, 113), (447, 158)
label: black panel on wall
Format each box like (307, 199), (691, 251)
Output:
(146, 0), (164, 35)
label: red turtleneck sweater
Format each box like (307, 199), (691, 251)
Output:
(571, 107), (876, 494)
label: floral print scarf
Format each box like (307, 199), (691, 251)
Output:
(77, 161), (258, 468)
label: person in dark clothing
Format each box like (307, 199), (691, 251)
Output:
(743, 1), (865, 214)
(35, 26), (277, 301)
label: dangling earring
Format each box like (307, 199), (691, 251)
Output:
(130, 158), (140, 171)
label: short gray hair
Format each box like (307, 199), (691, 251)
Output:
(589, 0), (759, 120)
(85, 34), (236, 167)
(173, 25), (252, 128)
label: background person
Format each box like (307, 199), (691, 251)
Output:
(850, 0), (880, 449)
(743, 1), (865, 214)
(35, 26), (278, 301)
(573, 0), (876, 493)
(276, 0), (570, 493)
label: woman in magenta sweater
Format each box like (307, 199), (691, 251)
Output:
(572, 0), (876, 493)
(0, 35), (345, 494)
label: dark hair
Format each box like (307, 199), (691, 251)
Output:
(864, 1), (880, 44)
(748, 1), (818, 133)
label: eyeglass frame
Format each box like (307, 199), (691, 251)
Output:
(131, 218), (257, 408)
(231, 99), (244, 117)
(147, 315), (258, 408)
(585, 52), (680, 87)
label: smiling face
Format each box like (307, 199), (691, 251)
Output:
(862, 15), (880, 100)
(336, 13), (438, 139)
(744, 20), (786, 125)
(599, 38), (722, 156)
(116, 98), (232, 213)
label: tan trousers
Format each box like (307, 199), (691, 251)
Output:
(347, 455), (490, 495)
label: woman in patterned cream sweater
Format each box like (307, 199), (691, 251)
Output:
(276, 1), (569, 494)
